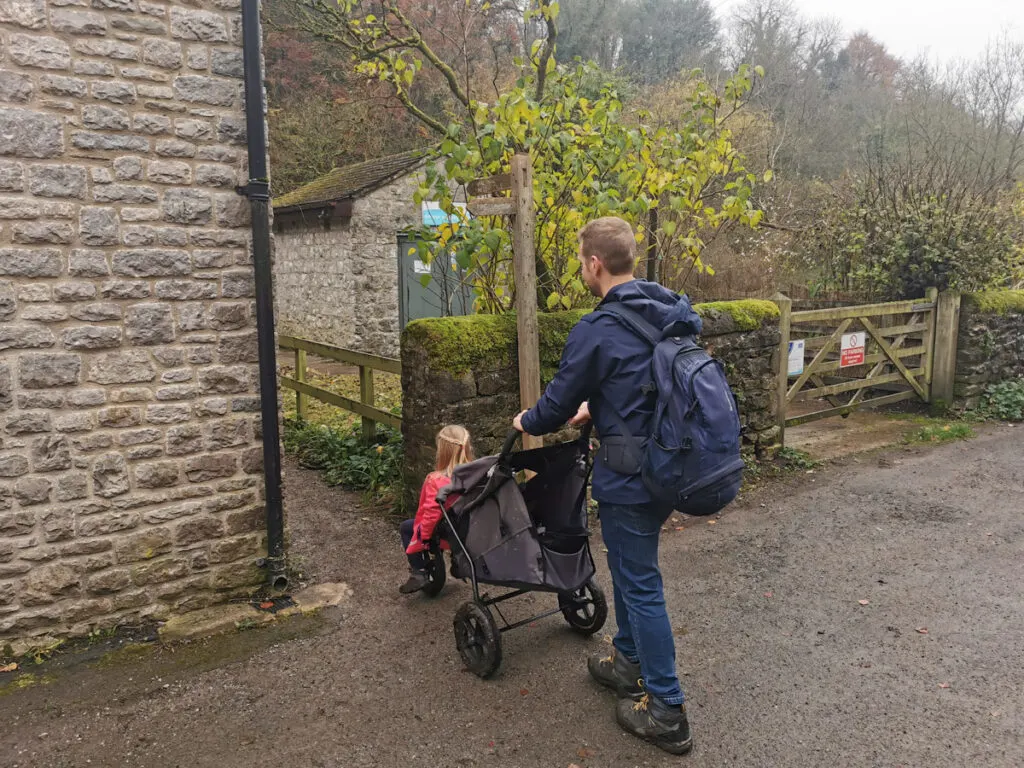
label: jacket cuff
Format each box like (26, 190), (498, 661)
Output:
(520, 407), (543, 436)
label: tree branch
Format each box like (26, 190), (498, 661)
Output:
(534, 0), (558, 101)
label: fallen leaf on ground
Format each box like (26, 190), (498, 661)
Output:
(858, 600), (870, 605)
(520, 688), (529, 696)
(916, 627), (929, 634)
(0, 662), (17, 673)
(577, 747), (597, 758)
(707, 520), (717, 525)
(259, 601), (274, 610)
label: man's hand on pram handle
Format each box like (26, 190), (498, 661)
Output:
(512, 410), (530, 434)
(568, 401), (591, 426)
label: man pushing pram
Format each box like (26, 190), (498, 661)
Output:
(512, 216), (744, 756)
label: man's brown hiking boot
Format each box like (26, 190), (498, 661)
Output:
(587, 649), (644, 700)
(615, 694), (694, 755)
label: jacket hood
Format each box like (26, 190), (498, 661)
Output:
(601, 280), (702, 338)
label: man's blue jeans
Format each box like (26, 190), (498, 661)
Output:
(599, 501), (684, 706)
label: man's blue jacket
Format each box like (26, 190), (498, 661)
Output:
(520, 280), (702, 504)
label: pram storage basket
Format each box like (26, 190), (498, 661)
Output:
(443, 438), (595, 592)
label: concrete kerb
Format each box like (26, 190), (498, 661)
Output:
(158, 582), (353, 644)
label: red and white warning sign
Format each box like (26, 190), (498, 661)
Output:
(840, 332), (866, 368)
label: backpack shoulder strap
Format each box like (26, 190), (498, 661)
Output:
(597, 302), (662, 347)
(595, 302), (660, 468)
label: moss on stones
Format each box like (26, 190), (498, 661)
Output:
(963, 290), (1024, 315)
(695, 299), (781, 332)
(403, 300), (780, 376)
(403, 310), (590, 377)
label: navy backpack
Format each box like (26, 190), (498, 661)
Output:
(600, 302), (745, 516)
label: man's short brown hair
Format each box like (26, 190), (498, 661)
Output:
(577, 216), (637, 275)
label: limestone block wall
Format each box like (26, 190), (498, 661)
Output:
(400, 300), (781, 511)
(0, 0), (267, 647)
(273, 172), (420, 358)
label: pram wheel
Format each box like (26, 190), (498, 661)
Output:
(558, 579), (608, 636)
(453, 601), (502, 678)
(421, 546), (446, 598)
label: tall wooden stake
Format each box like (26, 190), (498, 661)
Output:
(511, 153), (542, 450)
(774, 293), (792, 448)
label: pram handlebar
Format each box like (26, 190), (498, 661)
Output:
(500, 422), (593, 463)
(499, 429), (520, 461)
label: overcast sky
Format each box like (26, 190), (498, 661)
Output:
(713, 0), (1024, 65)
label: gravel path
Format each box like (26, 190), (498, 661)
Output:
(2, 427), (1021, 768)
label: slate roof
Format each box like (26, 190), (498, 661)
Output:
(272, 149), (426, 211)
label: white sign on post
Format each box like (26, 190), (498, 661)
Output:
(788, 339), (805, 376)
(840, 332), (866, 368)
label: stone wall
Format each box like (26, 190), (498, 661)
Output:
(400, 300), (781, 511)
(273, 171), (422, 358)
(0, 0), (267, 648)
(954, 291), (1024, 409)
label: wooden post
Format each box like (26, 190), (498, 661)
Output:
(360, 365), (375, 442)
(774, 293), (792, 447)
(295, 348), (307, 421)
(511, 153), (542, 451)
(922, 287), (939, 401)
(931, 290), (961, 408)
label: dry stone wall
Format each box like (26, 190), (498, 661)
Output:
(0, 0), (267, 648)
(954, 291), (1024, 409)
(400, 301), (781, 511)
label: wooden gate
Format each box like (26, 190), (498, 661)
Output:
(775, 289), (961, 442)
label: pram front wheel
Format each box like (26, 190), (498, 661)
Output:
(558, 579), (608, 636)
(421, 546), (446, 598)
(453, 601), (502, 678)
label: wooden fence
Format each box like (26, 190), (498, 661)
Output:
(278, 335), (402, 441)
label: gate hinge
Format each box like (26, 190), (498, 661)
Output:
(236, 178), (270, 201)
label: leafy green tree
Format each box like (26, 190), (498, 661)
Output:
(288, 0), (767, 312)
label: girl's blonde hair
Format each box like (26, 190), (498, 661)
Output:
(436, 424), (474, 476)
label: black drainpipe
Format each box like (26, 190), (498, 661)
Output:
(238, 0), (287, 591)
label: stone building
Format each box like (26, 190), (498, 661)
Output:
(273, 151), (473, 358)
(1, 0), (267, 648)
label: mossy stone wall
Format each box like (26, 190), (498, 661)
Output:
(954, 291), (1024, 409)
(400, 300), (782, 510)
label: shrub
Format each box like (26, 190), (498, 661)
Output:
(980, 379), (1024, 422)
(283, 418), (403, 497)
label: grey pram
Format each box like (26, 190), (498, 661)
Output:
(435, 429), (608, 678)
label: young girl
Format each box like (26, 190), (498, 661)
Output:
(399, 424), (475, 594)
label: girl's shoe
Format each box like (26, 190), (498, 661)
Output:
(399, 569), (430, 594)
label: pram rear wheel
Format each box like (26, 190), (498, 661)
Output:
(558, 579), (608, 636)
(421, 549), (446, 598)
(453, 601), (502, 678)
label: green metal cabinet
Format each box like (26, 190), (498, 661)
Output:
(397, 234), (475, 327)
